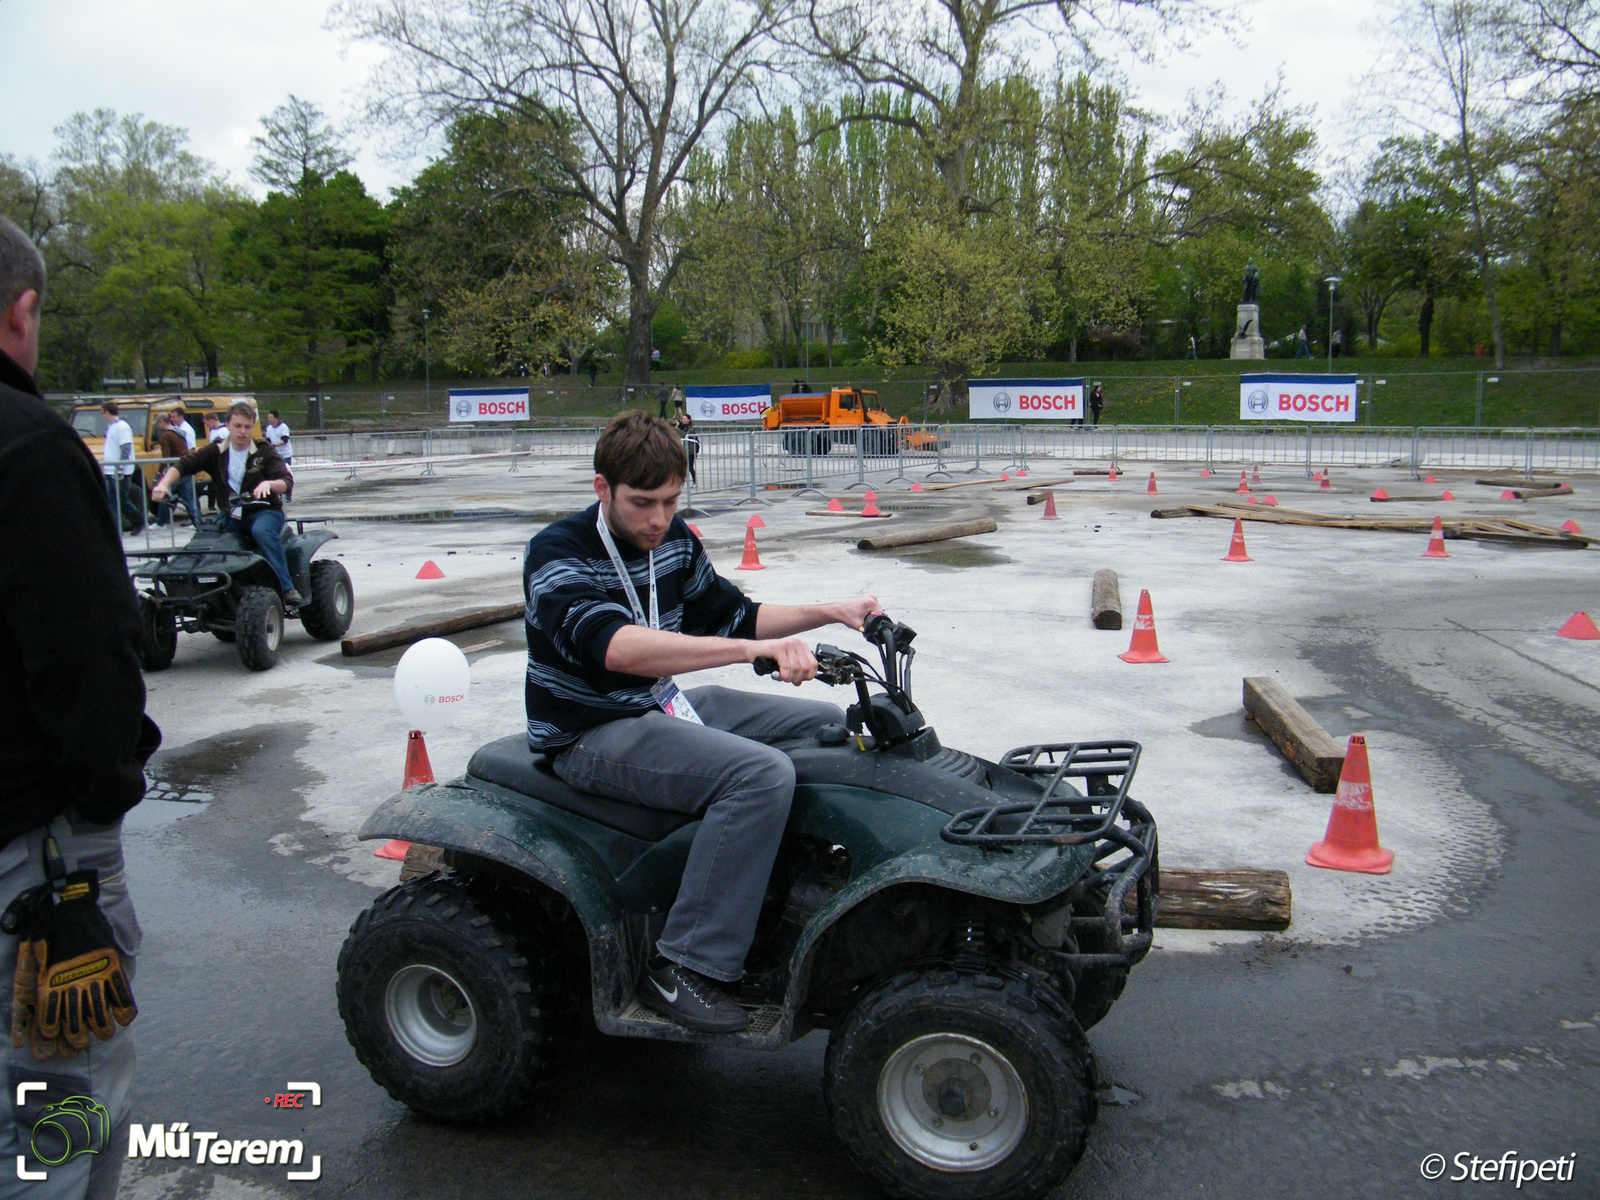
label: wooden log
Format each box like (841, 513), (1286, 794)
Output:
(1508, 483), (1573, 498)
(1242, 677), (1345, 793)
(1150, 506), (1206, 519)
(1073, 468), (1111, 476)
(1474, 477), (1565, 489)
(920, 476), (1011, 491)
(1136, 867), (1292, 931)
(1368, 492), (1453, 503)
(342, 601), (525, 657)
(856, 517), (998, 551)
(804, 509), (896, 519)
(1091, 569), (1123, 630)
(995, 477), (1075, 492)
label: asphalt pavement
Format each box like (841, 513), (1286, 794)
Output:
(115, 455), (1598, 1199)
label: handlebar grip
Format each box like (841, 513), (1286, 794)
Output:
(753, 657), (779, 676)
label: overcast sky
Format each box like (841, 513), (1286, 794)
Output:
(1, 0), (1389, 201)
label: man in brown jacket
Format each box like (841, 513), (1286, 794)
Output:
(151, 410), (198, 527)
(150, 403), (301, 606)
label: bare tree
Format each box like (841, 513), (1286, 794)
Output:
(1500, 0), (1600, 106)
(333, 0), (797, 385)
(252, 97), (355, 192)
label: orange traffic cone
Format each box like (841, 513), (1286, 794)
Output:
(1251, 464), (1260, 485)
(1015, 467), (1028, 477)
(1371, 488), (1390, 501)
(747, 514), (766, 529)
(1118, 590), (1169, 663)
(1422, 515), (1450, 558)
(1320, 473), (1332, 490)
(910, 482), (925, 492)
(1441, 491), (1456, 501)
(1146, 472), (1158, 495)
(1557, 612), (1600, 640)
(737, 527), (765, 570)
(1500, 489), (1518, 499)
(375, 730), (435, 860)
(1236, 473), (1250, 494)
(862, 498), (882, 516)
(1425, 474), (1437, 483)
(1560, 519), (1581, 534)
(416, 560), (445, 579)
(1200, 467), (1213, 477)
(1262, 495), (1278, 506)
(1222, 518), (1252, 561)
(1108, 463), (1119, 482)
(826, 497), (844, 512)
(863, 491), (877, 502)
(1307, 735), (1393, 874)
(1000, 473), (1010, 481)
(1041, 490), (1059, 520)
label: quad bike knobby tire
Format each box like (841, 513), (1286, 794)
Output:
(235, 585), (284, 671)
(824, 967), (1096, 1200)
(300, 560), (354, 641)
(336, 876), (547, 1122)
(136, 596), (176, 671)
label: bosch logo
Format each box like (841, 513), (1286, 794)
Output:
(453, 399), (473, 418)
(699, 401), (717, 418)
(476, 400), (525, 415)
(423, 694), (434, 705)
(1018, 393), (1079, 412)
(1278, 392), (1351, 413)
(1247, 389), (1269, 414)
(991, 391), (1012, 414)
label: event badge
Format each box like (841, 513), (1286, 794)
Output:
(651, 678), (703, 724)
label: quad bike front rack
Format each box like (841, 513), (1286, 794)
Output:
(941, 741), (1157, 965)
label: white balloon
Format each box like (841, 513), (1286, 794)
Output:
(394, 638), (472, 732)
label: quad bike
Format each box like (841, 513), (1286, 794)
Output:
(337, 613), (1158, 1200)
(127, 506), (353, 672)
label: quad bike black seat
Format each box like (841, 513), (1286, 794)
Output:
(467, 735), (696, 842)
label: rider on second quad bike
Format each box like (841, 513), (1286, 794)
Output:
(150, 401), (300, 606)
(525, 410), (877, 1032)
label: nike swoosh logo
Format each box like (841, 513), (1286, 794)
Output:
(652, 978), (678, 1004)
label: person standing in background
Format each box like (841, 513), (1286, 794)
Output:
(1088, 383), (1105, 426)
(99, 402), (143, 533)
(152, 411), (198, 527)
(263, 409), (293, 466)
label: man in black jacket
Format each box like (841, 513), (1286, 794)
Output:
(0, 215), (159, 1195)
(150, 404), (300, 606)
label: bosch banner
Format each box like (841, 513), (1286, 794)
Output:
(1239, 374), (1360, 423)
(448, 387), (530, 423)
(968, 379), (1084, 420)
(683, 385), (772, 422)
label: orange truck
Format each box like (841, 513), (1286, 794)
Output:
(763, 385), (936, 456)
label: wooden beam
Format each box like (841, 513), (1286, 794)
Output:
(342, 602), (525, 657)
(856, 518), (998, 551)
(804, 509), (895, 519)
(1141, 867), (1292, 931)
(1091, 569), (1122, 630)
(1243, 677), (1346, 793)
(920, 476), (1011, 491)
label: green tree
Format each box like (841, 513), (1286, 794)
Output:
(229, 99), (389, 390)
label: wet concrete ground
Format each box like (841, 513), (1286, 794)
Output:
(116, 458), (1598, 1198)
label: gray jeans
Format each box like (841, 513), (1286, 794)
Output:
(0, 817), (139, 1200)
(554, 685), (843, 982)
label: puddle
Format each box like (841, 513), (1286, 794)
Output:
(129, 772), (215, 830)
(886, 542), (1013, 570)
(1189, 712), (1272, 744)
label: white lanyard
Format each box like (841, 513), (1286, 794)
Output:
(595, 508), (658, 629)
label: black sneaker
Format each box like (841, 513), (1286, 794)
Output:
(637, 959), (749, 1033)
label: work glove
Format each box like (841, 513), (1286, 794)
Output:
(5, 886), (77, 1060)
(33, 870), (137, 1051)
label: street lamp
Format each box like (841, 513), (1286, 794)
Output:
(1323, 277), (1341, 373)
(422, 307), (432, 412)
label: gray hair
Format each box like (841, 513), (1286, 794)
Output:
(0, 216), (45, 312)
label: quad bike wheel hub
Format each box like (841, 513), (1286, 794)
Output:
(385, 964), (478, 1067)
(877, 1034), (1026, 1171)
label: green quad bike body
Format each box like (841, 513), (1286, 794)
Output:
(338, 613), (1158, 1200)
(128, 509), (354, 672)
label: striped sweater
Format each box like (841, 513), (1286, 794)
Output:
(523, 502), (759, 750)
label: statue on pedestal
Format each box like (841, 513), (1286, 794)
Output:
(1242, 261), (1260, 305)
(1231, 260), (1265, 361)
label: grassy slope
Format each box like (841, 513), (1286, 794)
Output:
(252, 355), (1600, 430)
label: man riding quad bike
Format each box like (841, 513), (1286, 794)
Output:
(336, 415), (1158, 1200)
(136, 404), (352, 669)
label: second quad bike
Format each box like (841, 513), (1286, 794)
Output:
(337, 613), (1158, 1200)
(128, 508), (353, 672)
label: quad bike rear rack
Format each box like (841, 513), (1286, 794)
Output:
(941, 741), (1157, 965)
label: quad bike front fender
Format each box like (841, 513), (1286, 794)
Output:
(284, 527), (336, 580)
(359, 780), (634, 1010)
